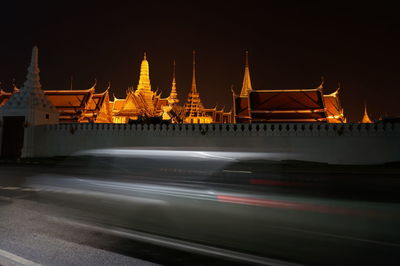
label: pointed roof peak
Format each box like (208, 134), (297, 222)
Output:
(32, 46), (39, 63)
(173, 59), (176, 81)
(335, 82), (341, 94)
(240, 51), (253, 97)
(316, 76), (325, 90)
(143, 52), (147, 60)
(22, 45), (41, 91)
(191, 50), (197, 93)
(361, 101), (373, 123)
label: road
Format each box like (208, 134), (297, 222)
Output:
(0, 166), (255, 266)
(1, 155), (400, 266)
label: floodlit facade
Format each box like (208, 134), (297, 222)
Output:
(2, 47), (398, 162)
(0, 51), (232, 124)
(1, 47), (376, 125)
(233, 53), (347, 123)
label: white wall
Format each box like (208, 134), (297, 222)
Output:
(23, 123), (400, 165)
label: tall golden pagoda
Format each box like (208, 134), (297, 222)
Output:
(168, 60), (179, 105)
(184, 51), (212, 123)
(135, 52), (155, 113)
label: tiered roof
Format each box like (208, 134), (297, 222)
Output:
(184, 51), (210, 122)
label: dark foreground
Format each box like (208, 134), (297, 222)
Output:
(1, 152), (400, 266)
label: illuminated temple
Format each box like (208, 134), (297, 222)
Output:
(233, 52), (346, 123)
(0, 47), (358, 124)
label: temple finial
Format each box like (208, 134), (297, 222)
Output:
(22, 46), (41, 90)
(168, 60), (179, 104)
(361, 101), (372, 123)
(191, 50), (197, 93)
(12, 78), (19, 93)
(173, 60), (176, 83)
(240, 50), (253, 97)
(144, 52), (147, 60)
(316, 76), (325, 90)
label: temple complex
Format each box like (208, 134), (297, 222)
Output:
(1, 47), (380, 125)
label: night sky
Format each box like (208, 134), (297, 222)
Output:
(0, 1), (399, 122)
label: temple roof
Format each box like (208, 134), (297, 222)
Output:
(44, 88), (94, 108)
(112, 98), (127, 112)
(235, 88), (327, 122)
(323, 88), (345, 123)
(0, 90), (12, 106)
(86, 90), (108, 112)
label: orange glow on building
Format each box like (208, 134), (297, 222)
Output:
(1, 50), (352, 124)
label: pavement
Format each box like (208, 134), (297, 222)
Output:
(1, 160), (400, 266)
(0, 164), (257, 266)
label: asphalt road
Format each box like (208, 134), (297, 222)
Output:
(0, 164), (255, 266)
(1, 159), (400, 266)
(0, 191), (256, 266)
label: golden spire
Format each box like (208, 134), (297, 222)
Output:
(184, 50), (208, 121)
(168, 60), (179, 104)
(137, 52), (151, 92)
(173, 60), (176, 86)
(240, 51), (253, 97)
(361, 103), (372, 123)
(191, 50), (197, 94)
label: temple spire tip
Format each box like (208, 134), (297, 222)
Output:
(240, 50), (253, 97)
(191, 50), (197, 93)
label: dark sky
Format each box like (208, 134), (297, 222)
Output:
(0, 1), (399, 122)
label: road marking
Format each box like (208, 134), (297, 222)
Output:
(222, 169), (252, 174)
(0, 248), (41, 266)
(20, 188), (38, 192)
(1, 187), (20, 190)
